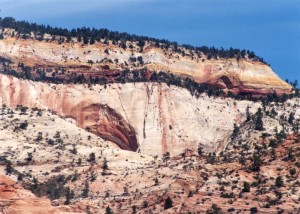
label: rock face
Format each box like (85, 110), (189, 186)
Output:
(0, 175), (60, 214)
(0, 34), (292, 154)
(0, 37), (292, 95)
(0, 74), (260, 155)
(74, 103), (138, 151)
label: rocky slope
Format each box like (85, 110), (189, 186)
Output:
(0, 32), (292, 95)
(0, 105), (299, 213)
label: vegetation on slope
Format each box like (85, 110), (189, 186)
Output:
(0, 17), (266, 63)
(0, 55), (298, 102)
(0, 103), (299, 213)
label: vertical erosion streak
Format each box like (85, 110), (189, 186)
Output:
(158, 84), (168, 154)
(143, 83), (152, 139)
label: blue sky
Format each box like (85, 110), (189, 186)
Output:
(0, 0), (299, 82)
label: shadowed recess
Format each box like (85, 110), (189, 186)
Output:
(72, 103), (138, 151)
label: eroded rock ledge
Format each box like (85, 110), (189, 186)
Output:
(0, 37), (292, 95)
(0, 74), (138, 152)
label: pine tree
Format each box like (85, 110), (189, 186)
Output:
(5, 161), (13, 175)
(89, 36), (95, 45)
(288, 112), (295, 125)
(242, 182), (250, 192)
(64, 187), (72, 205)
(232, 123), (240, 138)
(164, 196), (173, 210)
(105, 206), (113, 214)
(82, 181), (89, 198)
(88, 152), (96, 163)
(275, 176), (283, 188)
(251, 152), (261, 172)
(255, 108), (264, 131)
(246, 106), (251, 121)
(101, 158), (108, 175)
(132, 205), (137, 214)
(197, 144), (203, 156)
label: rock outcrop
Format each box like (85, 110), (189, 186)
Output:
(0, 176), (60, 214)
(0, 74), (260, 155)
(0, 37), (292, 95)
(0, 31), (292, 155)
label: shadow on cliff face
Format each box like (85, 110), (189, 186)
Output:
(71, 103), (138, 151)
(215, 75), (241, 90)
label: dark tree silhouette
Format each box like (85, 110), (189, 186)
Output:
(255, 108), (264, 131)
(164, 196), (173, 210)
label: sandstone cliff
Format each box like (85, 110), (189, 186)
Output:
(0, 74), (262, 155)
(0, 36), (292, 95)
(0, 19), (299, 214)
